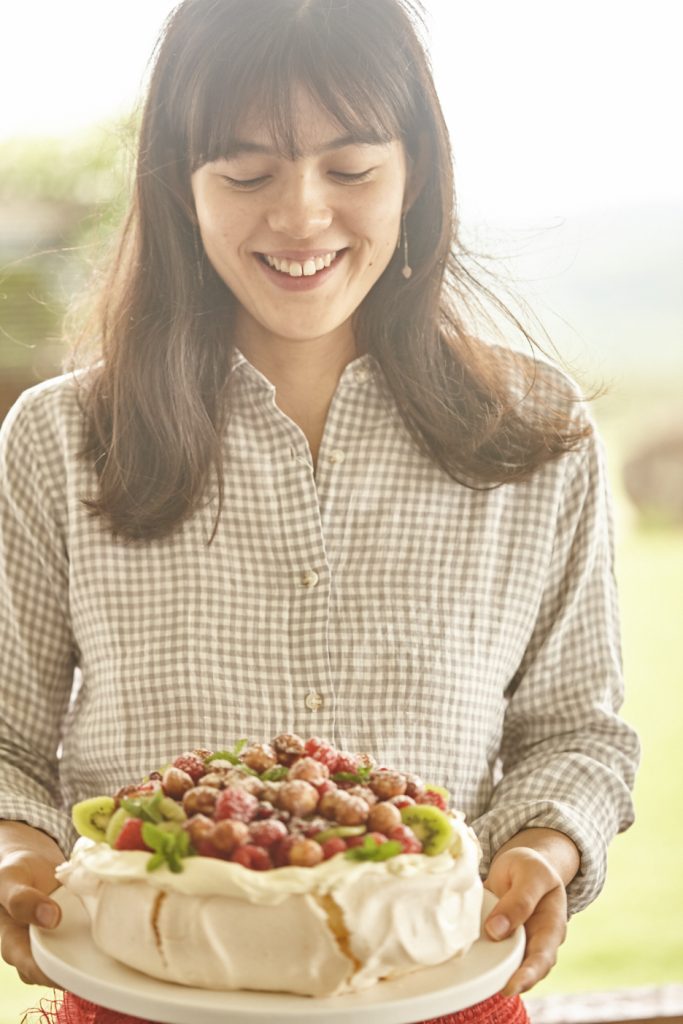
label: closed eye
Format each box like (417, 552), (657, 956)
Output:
(330, 169), (375, 183)
(220, 175), (269, 190)
(220, 168), (376, 190)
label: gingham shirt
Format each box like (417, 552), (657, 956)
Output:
(0, 350), (638, 913)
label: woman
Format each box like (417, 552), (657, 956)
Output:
(0, 1), (638, 1022)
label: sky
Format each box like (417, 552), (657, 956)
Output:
(1, 0), (681, 223)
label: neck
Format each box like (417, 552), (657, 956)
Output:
(234, 320), (358, 396)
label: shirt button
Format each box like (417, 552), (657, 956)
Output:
(300, 569), (319, 588)
(328, 449), (346, 464)
(354, 367), (370, 383)
(305, 691), (324, 711)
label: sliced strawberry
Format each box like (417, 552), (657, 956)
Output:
(114, 817), (151, 852)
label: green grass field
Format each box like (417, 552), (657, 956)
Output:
(2, 416), (682, 1021)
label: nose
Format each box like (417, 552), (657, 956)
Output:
(265, 170), (333, 238)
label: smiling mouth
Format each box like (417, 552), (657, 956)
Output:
(257, 250), (343, 278)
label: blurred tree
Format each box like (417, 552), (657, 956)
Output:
(0, 117), (136, 414)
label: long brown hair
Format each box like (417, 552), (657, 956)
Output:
(73, 0), (592, 541)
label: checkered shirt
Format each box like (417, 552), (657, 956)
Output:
(0, 351), (639, 913)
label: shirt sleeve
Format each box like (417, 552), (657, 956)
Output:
(0, 390), (78, 855)
(471, 422), (640, 915)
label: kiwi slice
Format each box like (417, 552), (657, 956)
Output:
(159, 797), (187, 823)
(104, 807), (131, 847)
(72, 796), (116, 842)
(424, 783), (450, 799)
(399, 805), (453, 856)
(313, 825), (367, 844)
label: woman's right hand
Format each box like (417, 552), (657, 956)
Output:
(0, 820), (65, 986)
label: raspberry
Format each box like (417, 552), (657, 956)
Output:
(231, 844), (273, 870)
(321, 836), (347, 860)
(304, 736), (339, 771)
(194, 837), (224, 858)
(271, 834), (301, 867)
(346, 831), (387, 848)
(333, 751), (359, 775)
(248, 819), (288, 848)
(416, 790), (448, 811)
(172, 753), (207, 783)
(114, 818), (151, 852)
(387, 824), (423, 854)
(214, 786), (259, 823)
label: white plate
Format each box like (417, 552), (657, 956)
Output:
(31, 888), (524, 1024)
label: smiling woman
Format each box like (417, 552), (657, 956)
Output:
(0, 1), (639, 1023)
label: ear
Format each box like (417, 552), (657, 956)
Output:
(403, 131), (430, 213)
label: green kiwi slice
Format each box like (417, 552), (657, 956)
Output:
(104, 807), (131, 847)
(399, 805), (453, 856)
(313, 825), (367, 844)
(72, 796), (116, 842)
(159, 797), (187, 822)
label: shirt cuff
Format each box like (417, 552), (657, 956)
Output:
(470, 798), (608, 915)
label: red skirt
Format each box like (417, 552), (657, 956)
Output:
(26, 990), (529, 1024)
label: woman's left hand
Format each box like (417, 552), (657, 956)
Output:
(483, 841), (571, 996)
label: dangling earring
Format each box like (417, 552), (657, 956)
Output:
(193, 226), (205, 288)
(400, 212), (412, 279)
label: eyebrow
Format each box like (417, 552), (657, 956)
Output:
(219, 132), (390, 160)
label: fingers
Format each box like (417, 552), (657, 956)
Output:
(0, 852), (62, 927)
(0, 907), (62, 988)
(498, 888), (567, 996)
(483, 847), (568, 997)
(0, 851), (63, 988)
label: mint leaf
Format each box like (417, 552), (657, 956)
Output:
(141, 822), (191, 873)
(121, 788), (165, 824)
(260, 765), (288, 782)
(332, 765), (372, 785)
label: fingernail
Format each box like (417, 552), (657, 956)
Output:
(486, 913), (510, 939)
(36, 904), (59, 928)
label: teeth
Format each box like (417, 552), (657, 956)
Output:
(264, 251), (338, 277)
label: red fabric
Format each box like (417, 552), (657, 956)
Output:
(25, 990), (529, 1024)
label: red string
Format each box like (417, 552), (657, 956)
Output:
(24, 990), (528, 1024)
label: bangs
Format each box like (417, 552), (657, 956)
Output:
(183, 0), (420, 169)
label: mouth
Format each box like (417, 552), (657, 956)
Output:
(254, 248), (348, 290)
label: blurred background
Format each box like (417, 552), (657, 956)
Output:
(1, 1), (681, 1019)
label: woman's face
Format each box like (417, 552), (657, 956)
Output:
(191, 89), (409, 355)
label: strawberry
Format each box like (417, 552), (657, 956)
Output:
(346, 831), (387, 848)
(387, 824), (423, 854)
(321, 836), (347, 860)
(231, 844), (273, 870)
(114, 818), (151, 852)
(416, 790), (448, 812)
